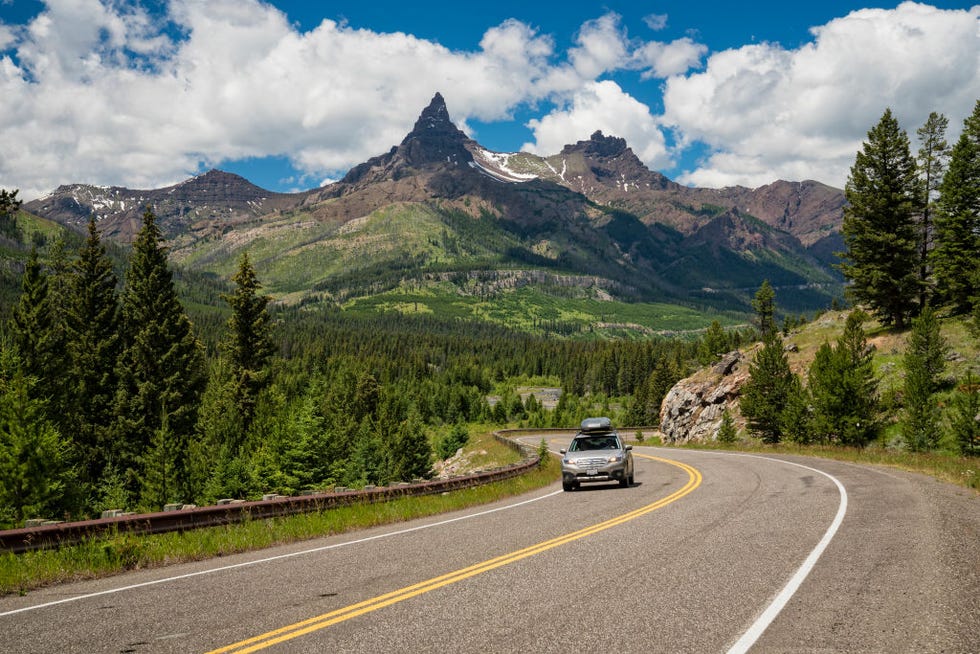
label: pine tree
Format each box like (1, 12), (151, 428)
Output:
(437, 421), (469, 460)
(116, 208), (206, 501)
(902, 305), (947, 451)
(807, 312), (880, 446)
(625, 376), (651, 426)
(946, 372), (980, 457)
(392, 406), (432, 482)
(0, 346), (70, 527)
(807, 342), (840, 444)
(222, 253), (274, 433)
(716, 409), (738, 444)
(780, 374), (812, 444)
(752, 280), (777, 338)
(139, 410), (178, 510)
(932, 100), (980, 315)
(739, 330), (795, 444)
(915, 112), (950, 308)
(839, 109), (920, 327)
(64, 217), (122, 497)
(8, 247), (65, 400)
(0, 188), (22, 239)
(189, 359), (244, 497)
(351, 372), (381, 424)
(697, 320), (729, 365)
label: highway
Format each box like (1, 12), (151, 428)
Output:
(2, 440), (977, 653)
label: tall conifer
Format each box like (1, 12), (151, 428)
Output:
(222, 253), (274, 434)
(839, 109), (919, 327)
(752, 280), (777, 338)
(64, 217), (121, 497)
(932, 100), (980, 315)
(0, 189), (21, 239)
(8, 247), (65, 400)
(915, 112), (950, 308)
(806, 311), (879, 446)
(947, 372), (980, 457)
(116, 208), (206, 503)
(740, 330), (795, 444)
(0, 347), (70, 526)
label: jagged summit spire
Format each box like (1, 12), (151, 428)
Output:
(399, 92), (473, 167)
(408, 92), (453, 134)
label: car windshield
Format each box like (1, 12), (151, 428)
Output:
(569, 435), (620, 451)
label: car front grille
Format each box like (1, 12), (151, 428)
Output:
(575, 457), (610, 467)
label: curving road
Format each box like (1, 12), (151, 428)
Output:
(2, 441), (977, 653)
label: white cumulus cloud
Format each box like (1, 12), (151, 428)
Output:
(0, 0), (569, 198)
(1, 1), (976, 200)
(662, 1), (980, 188)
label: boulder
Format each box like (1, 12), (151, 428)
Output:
(660, 350), (749, 444)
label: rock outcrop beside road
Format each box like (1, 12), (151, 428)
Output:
(659, 350), (749, 444)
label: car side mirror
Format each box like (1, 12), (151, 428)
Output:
(625, 445), (633, 451)
(559, 449), (566, 454)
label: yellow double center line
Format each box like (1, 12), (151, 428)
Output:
(207, 454), (701, 653)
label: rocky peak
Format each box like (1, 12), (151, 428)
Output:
(409, 92), (452, 133)
(560, 131), (676, 191)
(561, 131), (629, 159)
(170, 169), (269, 202)
(339, 93), (475, 187)
(398, 92), (474, 168)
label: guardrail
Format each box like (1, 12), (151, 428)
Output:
(0, 431), (551, 555)
(0, 426), (656, 554)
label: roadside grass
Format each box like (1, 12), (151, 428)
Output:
(0, 452), (558, 598)
(666, 440), (979, 492)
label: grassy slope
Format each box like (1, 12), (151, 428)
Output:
(344, 285), (744, 337)
(168, 200), (754, 335)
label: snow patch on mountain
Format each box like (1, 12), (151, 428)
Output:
(469, 148), (538, 183)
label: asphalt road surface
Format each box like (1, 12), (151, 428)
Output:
(2, 441), (977, 653)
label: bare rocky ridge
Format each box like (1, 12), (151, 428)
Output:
(26, 169), (298, 242)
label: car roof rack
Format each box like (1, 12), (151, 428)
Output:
(579, 417), (613, 432)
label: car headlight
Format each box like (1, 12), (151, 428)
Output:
(562, 459), (574, 466)
(608, 455), (622, 463)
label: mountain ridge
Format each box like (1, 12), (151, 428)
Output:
(23, 92), (846, 315)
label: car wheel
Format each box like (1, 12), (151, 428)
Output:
(619, 476), (629, 488)
(562, 480), (575, 492)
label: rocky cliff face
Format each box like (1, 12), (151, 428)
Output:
(659, 350), (749, 444)
(718, 179), (846, 248)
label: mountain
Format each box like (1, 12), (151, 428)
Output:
(24, 92), (846, 318)
(25, 169), (299, 243)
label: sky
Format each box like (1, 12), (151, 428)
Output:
(0, 1), (977, 201)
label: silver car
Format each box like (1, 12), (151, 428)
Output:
(560, 418), (634, 491)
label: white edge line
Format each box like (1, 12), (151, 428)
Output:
(0, 488), (562, 618)
(723, 453), (849, 654)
